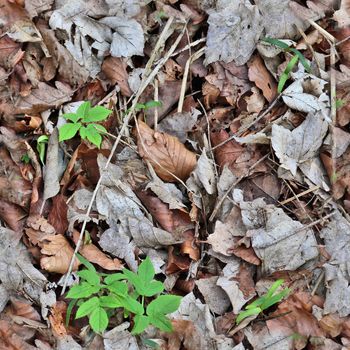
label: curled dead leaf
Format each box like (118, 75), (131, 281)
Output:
(72, 230), (123, 271)
(49, 302), (68, 338)
(135, 120), (197, 182)
(40, 234), (80, 274)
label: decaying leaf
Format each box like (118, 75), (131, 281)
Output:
(103, 322), (139, 350)
(272, 110), (329, 176)
(40, 234), (80, 274)
(135, 120), (197, 182)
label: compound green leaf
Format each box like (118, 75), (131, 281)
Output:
(85, 124), (102, 148)
(76, 297), (99, 318)
(143, 281), (164, 297)
(99, 295), (123, 308)
(63, 113), (80, 123)
(148, 313), (172, 332)
(138, 256), (155, 283)
(84, 106), (112, 122)
(131, 315), (149, 334)
(66, 282), (100, 299)
(77, 270), (100, 286)
(146, 295), (181, 315)
(59, 123), (81, 142)
(76, 101), (91, 119)
(89, 307), (109, 333)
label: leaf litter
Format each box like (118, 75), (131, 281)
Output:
(0, 0), (349, 348)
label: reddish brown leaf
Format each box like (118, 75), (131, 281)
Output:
(25, 215), (56, 246)
(136, 120), (197, 182)
(49, 302), (68, 338)
(248, 55), (277, 103)
(102, 57), (132, 97)
(72, 230), (123, 271)
(48, 195), (68, 236)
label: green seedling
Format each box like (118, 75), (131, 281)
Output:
(125, 100), (162, 115)
(236, 279), (290, 325)
(262, 37), (311, 92)
(59, 101), (112, 148)
(21, 153), (30, 164)
(336, 99), (345, 109)
(66, 254), (181, 334)
(37, 135), (49, 164)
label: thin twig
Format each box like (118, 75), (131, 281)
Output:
(154, 78), (159, 131)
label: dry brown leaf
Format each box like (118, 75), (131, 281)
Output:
(40, 234), (80, 274)
(102, 57), (132, 97)
(166, 320), (202, 350)
(0, 199), (26, 232)
(72, 230), (123, 271)
(25, 215), (56, 245)
(49, 302), (68, 338)
(48, 195), (68, 236)
(135, 120), (197, 182)
(15, 81), (73, 114)
(248, 55), (277, 103)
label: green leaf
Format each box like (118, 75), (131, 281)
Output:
(265, 279), (285, 299)
(91, 124), (108, 134)
(262, 37), (290, 50)
(135, 103), (146, 111)
(63, 113), (80, 123)
(84, 106), (112, 122)
(65, 299), (77, 327)
(76, 297), (100, 318)
(146, 295), (182, 315)
(66, 282), (100, 299)
(278, 55), (299, 93)
(142, 339), (159, 348)
(36, 135), (48, 164)
(89, 307), (109, 333)
(122, 268), (144, 294)
(104, 273), (126, 285)
(138, 257), (155, 283)
(261, 288), (290, 310)
(132, 315), (150, 334)
(236, 307), (261, 325)
(105, 281), (128, 296)
(245, 297), (265, 310)
(290, 48), (311, 72)
(21, 153), (30, 164)
(77, 270), (100, 286)
(59, 123), (81, 142)
(118, 295), (144, 315)
(79, 126), (87, 139)
(76, 101), (91, 120)
(76, 254), (96, 273)
(85, 124), (102, 148)
(148, 313), (173, 332)
(144, 100), (162, 110)
(143, 281), (164, 297)
(99, 295), (123, 308)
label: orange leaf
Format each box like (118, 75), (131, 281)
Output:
(135, 120), (196, 182)
(72, 230), (123, 271)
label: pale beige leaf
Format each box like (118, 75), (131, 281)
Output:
(40, 235), (80, 274)
(136, 120), (196, 182)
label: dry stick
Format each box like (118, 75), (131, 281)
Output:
(280, 185), (320, 205)
(61, 18), (186, 295)
(209, 153), (270, 222)
(153, 78), (159, 131)
(177, 47), (205, 113)
(210, 95), (281, 152)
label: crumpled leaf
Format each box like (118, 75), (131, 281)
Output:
(25, 0), (54, 19)
(135, 120), (197, 182)
(0, 227), (46, 305)
(146, 167), (186, 210)
(272, 110), (329, 175)
(195, 276), (231, 315)
(25, 215), (56, 245)
(216, 260), (255, 314)
(72, 230), (123, 271)
(205, 1), (263, 66)
(158, 109), (201, 143)
(15, 82), (73, 114)
(103, 322), (139, 350)
(40, 234), (80, 274)
(320, 211), (350, 317)
(190, 149), (216, 195)
(49, 0), (144, 76)
(282, 74), (330, 113)
(233, 190), (319, 274)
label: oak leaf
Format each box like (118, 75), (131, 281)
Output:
(135, 120), (196, 182)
